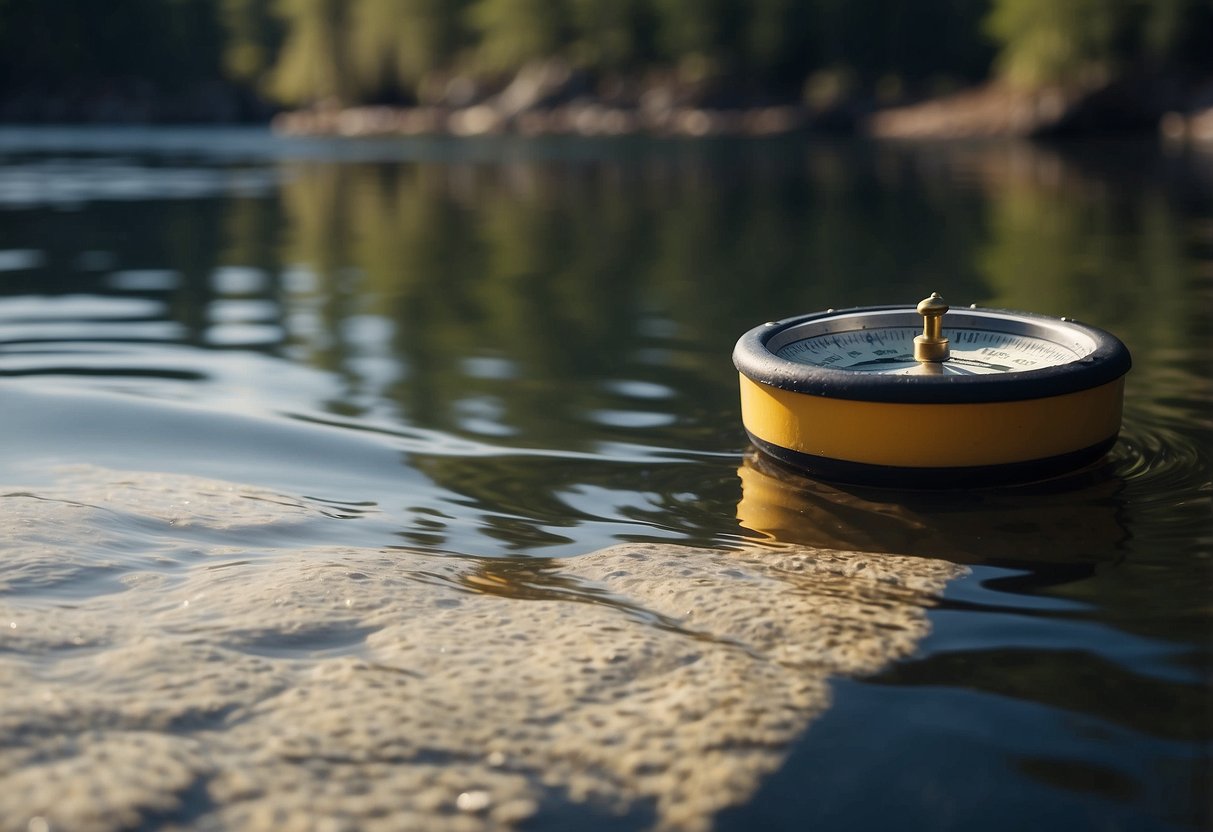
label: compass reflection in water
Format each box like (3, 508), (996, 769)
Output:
(0, 129), (1208, 831)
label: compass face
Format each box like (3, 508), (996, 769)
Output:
(772, 326), (1089, 375)
(735, 304), (1129, 405)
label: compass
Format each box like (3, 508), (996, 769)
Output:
(733, 294), (1132, 486)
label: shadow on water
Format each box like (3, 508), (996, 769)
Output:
(725, 365), (1211, 831)
(723, 436), (1211, 831)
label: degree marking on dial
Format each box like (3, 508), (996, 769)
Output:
(774, 326), (1082, 374)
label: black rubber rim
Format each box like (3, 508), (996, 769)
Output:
(733, 305), (1131, 404)
(747, 432), (1119, 488)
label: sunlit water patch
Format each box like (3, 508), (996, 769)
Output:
(1, 463), (964, 830)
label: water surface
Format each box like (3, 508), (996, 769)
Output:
(0, 128), (1209, 830)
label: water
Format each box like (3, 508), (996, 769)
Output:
(0, 127), (1209, 831)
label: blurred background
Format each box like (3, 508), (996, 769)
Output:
(0, 0), (1210, 136)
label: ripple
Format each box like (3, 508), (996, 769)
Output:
(1108, 405), (1213, 547)
(105, 269), (181, 291)
(210, 265), (269, 295)
(586, 409), (676, 429)
(0, 249), (43, 271)
(602, 378), (676, 400)
(203, 322), (284, 347)
(461, 355), (519, 380)
(207, 299), (280, 325)
(0, 159), (277, 206)
(1111, 418), (1211, 493)
(0, 294), (164, 322)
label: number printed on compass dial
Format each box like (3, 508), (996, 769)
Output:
(773, 327), (1087, 375)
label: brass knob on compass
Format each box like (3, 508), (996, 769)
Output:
(914, 292), (950, 363)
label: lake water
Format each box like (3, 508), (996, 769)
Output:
(0, 127), (1209, 831)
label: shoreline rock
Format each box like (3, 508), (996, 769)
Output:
(1, 65), (1209, 142)
(867, 78), (1213, 141)
(268, 71), (1213, 141)
(271, 101), (815, 139)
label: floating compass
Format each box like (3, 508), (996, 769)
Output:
(733, 294), (1132, 486)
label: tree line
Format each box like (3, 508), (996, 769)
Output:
(0, 0), (1208, 113)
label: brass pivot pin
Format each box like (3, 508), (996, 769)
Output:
(914, 292), (950, 363)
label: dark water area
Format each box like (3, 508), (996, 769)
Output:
(0, 127), (1209, 830)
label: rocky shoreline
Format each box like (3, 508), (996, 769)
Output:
(270, 65), (1213, 142)
(273, 94), (1213, 144)
(2, 61), (1210, 143)
(869, 77), (1213, 141)
(273, 100), (812, 138)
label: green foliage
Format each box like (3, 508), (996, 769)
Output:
(220, 0), (283, 83)
(985, 0), (1213, 88)
(985, 0), (1121, 87)
(744, 0), (797, 74)
(267, 0), (350, 105)
(567, 0), (653, 71)
(0, 0), (1208, 110)
(468, 0), (569, 72)
(349, 0), (465, 94)
(651, 0), (730, 63)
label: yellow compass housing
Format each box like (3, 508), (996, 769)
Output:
(733, 297), (1131, 487)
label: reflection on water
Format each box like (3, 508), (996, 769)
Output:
(0, 129), (1208, 830)
(736, 451), (1131, 566)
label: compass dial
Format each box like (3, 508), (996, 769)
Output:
(750, 305), (1115, 399)
(772, 326), (1087, 375)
